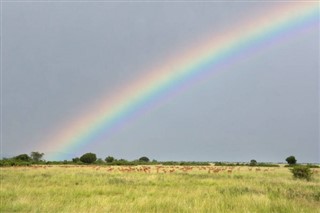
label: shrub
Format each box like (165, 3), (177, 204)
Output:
(80, 153), (97, 164)
(95, 158), (105, 164)
(290, 165), (312, 181)
(179, 161), (210, 166)
(255, 163), (279, 167)
(306, 164), (319, 168)
(0, 159), (31, 167)
(112, 159), (134, 166)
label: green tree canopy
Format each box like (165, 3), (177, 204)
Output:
(72, 157), (80, 163)
(286, 156), (297, 165)
(80, 153), (97, 164)
(250, 159), (257, 166)
(139, 156), (150, 162)
(30, 152), (44, 162)
(105, 156), (115, 163)
(15, 154), (31, 161)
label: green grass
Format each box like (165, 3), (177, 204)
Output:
(1, 165), (319, 212)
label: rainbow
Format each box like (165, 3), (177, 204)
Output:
(42, 2), (319, 160)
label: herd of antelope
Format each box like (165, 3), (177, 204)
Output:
(102, 165), (277, 174)
(25, 165), (320, 175)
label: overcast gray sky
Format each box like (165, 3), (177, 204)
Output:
(1, 1), (319, 163)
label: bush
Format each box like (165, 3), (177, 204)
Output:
(14, 154), (31, 161)
(112, 159), (134, 166)
(80, 153), (97, 164)
(290, 166), (312, 181)
(0, 159), (31, 167)
(95, 158), (105, 164)
(160, 161), (210, 166)
(306, 164), (319, 168)
(179, 161), (210, 166)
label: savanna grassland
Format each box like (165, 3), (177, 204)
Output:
(1, 165), (319, 213)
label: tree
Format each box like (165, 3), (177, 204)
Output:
(14, 154), (31, 161)
(80, 153), (97, 164)
(30, 152), (44, 162)
(286, 156), (297, 165)
(105, 156), (115, 163)
(72, 157), (80, 163)
(139, 156), (150, 162)
(249, 159), (257, 166)
(96, 158), (105, 164)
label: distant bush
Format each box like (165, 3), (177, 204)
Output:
(179, 161), (210, 166)
(249, 159), (257, 166)
(72, 157), (80, 163)
(306, 164), (319, 168)
(95, 158), (105, 164)
(0, 159), (31, 167)
(214, 162), (279, 167)
(80, 153), (97, 164)
(161, 161), (210, 166)
(290, 165), (312, 181)
(14, 154), (31, 162)
(105, 156), (115, 163)
(255, 163), (279, 167)
(111, 159), (135, 166)
(214, 162), (245, 166)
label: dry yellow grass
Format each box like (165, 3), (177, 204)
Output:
(1, 165), (319, 212)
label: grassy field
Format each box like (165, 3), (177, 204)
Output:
(1, 165), (319, 212)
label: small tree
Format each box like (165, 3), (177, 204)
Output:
(30, 152), (44, 162)
(290, 165), (312, 181)
(105, 156), (115, 163)
(72, 157), (80, 163)
(286, 156), (297, 165)
(139, 156), (150, 162)
(249, 159), (257, 166)
(14, 154), (31, 161)
(96, 158), (105, 164)
(80, 153), (97, 164)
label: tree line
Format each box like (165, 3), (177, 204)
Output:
(1, 151), (318, 169)
(1, 152), (317, 181)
